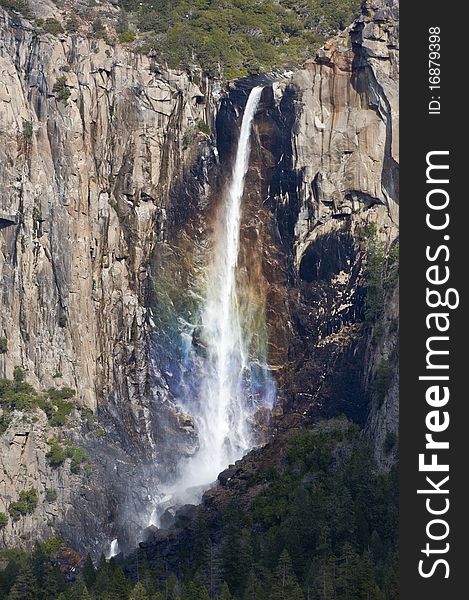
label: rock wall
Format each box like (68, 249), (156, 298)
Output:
(0, 0), (399, 556)
(277, 0), (399, 463)
(0, 8), (216, 430)
(0, 7), (215, 554)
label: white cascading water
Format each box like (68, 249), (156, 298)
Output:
(191, 85), (265, 484)
(107, 538), (119, 559)
(152, 86), (273, 516)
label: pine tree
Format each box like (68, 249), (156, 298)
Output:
(243, 571), (264, 600)
(8, 564), (38, 600)
(151, 552), (168, 595)
(94, 557), (131, 600)
(195, 539), (222, 599)
(135, 550), (156, 594)
(382, 553), (399, 600)
(219, 582), (232, 600)
(221, 505), (253, 597)
(41, 564), (59, 600)
(305, 555), (337, 600)
(31, 544), (47, 598)
(0, 553), (25, 599)
(360, 550), (379, 600)
(191, 516), (211, 574)
(97, 554), (107, 572)
(181, 580), (210, 600)
(40, 562), (62, 600)
(80, 586), (92, 600)
(59, 578), (89, 600)
(335, 544), (357, 600)
(129, 581), (150, 600)
(271, 550), (304, 600)
(166, 573), (181, 600)
(353, 501), (370, 552)
(82, 555), (96, 590)
(335, 544), (377, 600)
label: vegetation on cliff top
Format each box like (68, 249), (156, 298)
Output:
(120, 0), (360, 78)
(2, 0), (360, 80)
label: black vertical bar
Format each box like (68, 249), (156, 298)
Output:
(400, 1), (468, 597)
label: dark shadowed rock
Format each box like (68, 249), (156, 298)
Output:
(218, 466), (237, 486)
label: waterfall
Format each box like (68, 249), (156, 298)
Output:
(192, 85), (266, 483)
(152, 86), (274, 517)
(107, 538), (119, 559)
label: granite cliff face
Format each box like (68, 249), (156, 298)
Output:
(0, 0), (398, 556)
(273, 0), (399, 468)
(0, 8), (214, 416)
(0, 6), (216, 552)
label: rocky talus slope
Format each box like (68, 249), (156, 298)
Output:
(0, 0), (398, 557)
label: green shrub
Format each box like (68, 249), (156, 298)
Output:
(42, 17), (64, 35)
(8, 488), (38, 521)
(1, 377), (76, 427)
(358, 222), (378, 242)
(196, 120), (211, 135)
(182, 127), (196, 148)
(372, 361), (394, 407)
(68, 446), (89, 474)
(58, 314), (67, 328)
(82, 407), (95, 428)
(92, 17), (106, 38)
(0, 512), (9, 527)
(22, 119), (33, 141)
(45, 488), (58, 502)
(50, 400), (74, 426)
(1, 376), (37, 409)
(52, 76), (71, 105)
(362, 228), (399, 324)
(387, 239), (399, 284)
(0, 337), (7, 354)
(46, 438), (90, 473)
(119, 30), (136, 43)
(65, 14), (79, 33)
(0, 375), (40, 432)
(13, 366), (25, 382)
(0, 0), (32, 18)
(46, 438), (67, 467)
(0, 413), (12, 434)
(42, 537), (63, 555)
(363, 236), (386, 323)
(47, 387), (75, 402)
(46, 387), (75, 427)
